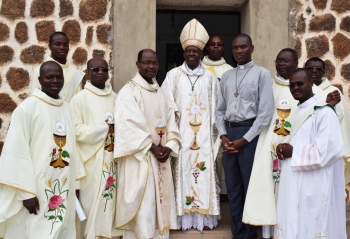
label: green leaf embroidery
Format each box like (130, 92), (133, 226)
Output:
(112, 184), (116, 188)
(62, 150), (70, 158)
(48, 208), (56, 212)
(58, 215), (63, 222)
(59, 204), (66, 209)
(200, 162), (206, 171)
(284, 121), (291, 127)
(109, 193), (113, 199)
(185, 196), (192, 206)
(103, 194), (109, 198)
(273, 176), (278, 179)
(48, 215), (55, 220)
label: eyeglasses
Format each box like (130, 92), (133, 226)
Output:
(139, 61), (159, 67)
(289, 82), (305, 88)
(90, 67), (108, 73)
(305, 66), (324, 72)
(275, 59), (296, 64)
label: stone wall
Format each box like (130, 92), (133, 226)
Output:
(290, 0), (350, 104)
(0, 0), (113, 152)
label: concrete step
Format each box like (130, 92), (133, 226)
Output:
(170, 223), (232, 239)
(170, 202), (263, 239)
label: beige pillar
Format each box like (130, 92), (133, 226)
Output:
(113, 0), (156, 92)
(241, 0), (290, 74)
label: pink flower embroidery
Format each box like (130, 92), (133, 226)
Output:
(48, 195), (65, 209)
(105, 176), (115, 188)
(273, 159), (279, 171)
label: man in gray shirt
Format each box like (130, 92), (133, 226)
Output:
(216, 34), (274, 239)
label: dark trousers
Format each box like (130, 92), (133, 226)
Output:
(223, 125), (258, 239)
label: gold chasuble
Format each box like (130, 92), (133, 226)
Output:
(70, 81), (121, 239)
(114, 73), (181, 239)
(30, 57), (85, 102)
(0, 89), (84, 239)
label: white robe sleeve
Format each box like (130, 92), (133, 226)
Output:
(0, 106), (37, 222)
(291, 106), (345, 171)
(114, 84), (153, 160)
(164, 96), (181, 157)
(70, 96), (108, 164)
(161, 71), (180, 116)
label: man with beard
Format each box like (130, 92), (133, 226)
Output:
(0, 61), (84, 239)
(114, 49), (181, 239)
(70, 58), (121, 239)
(216, 33), (274, 239)
(162, 19), (221, 231)
(243, 49), (341, 239)
(275, 68), (346, 238)
(30, 32), (85, 102)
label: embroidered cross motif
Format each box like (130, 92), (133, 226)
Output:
(234, 91), (239, 97)
(58, 139), (64, 147)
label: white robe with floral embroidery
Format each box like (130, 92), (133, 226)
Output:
(162, 63), (221, 231)
(70, 81), (121, 239)
(114, 73), (181, 239)
(0, 89), (84, 239)
(201, 56), (233, 194)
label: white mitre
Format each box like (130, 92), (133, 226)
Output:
(180, 18), (209, 51)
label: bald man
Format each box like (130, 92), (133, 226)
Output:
(0, 61), (84, 239)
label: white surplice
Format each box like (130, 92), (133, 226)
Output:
(317, 77), (350, 183)
(30, 57), (85, 102)
(275, 95), (346, 239)
(201, 56), (233, 79)
(114, 73), (181, 239)
(162, 62), (221, 231)
(70, 81), (121, 239)
(0, 89), (84, 239)
(243, 74), (328, 226)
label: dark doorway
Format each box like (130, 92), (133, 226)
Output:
(156, 10), (240, 85)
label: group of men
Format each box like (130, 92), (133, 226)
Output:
(0, 18), (348, 239)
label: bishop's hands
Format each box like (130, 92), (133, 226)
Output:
(221, 135), (246, 153)
(276, 143), (293, 160)
(150, 144), (171, 163)
(23, 196), (40, 215)
(326, 90), (341, 106)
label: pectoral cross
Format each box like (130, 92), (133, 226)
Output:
(234, 91), (239, 98)
(191, 84), (195, 92)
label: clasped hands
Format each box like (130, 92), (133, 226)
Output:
(150, 143), (171, 163)
(221, 135), (247, 154)
(276, 143), (293, 160)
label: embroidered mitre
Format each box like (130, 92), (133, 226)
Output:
(180, 18), (209, 51)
